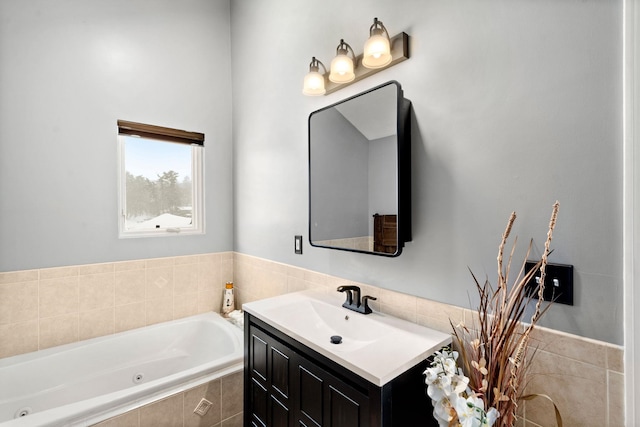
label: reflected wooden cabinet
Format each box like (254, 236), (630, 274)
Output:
(373, 214), (398, 254)
(245, 314), (437, 427)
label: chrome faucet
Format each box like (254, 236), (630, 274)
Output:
(336, 285), (377, 314)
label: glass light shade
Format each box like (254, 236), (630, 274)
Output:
(303, 70), (326, 96)
(329, 54), (355, 83)
(362, 34), (392, 69)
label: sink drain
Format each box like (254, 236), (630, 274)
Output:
(14, 407), (32, 418)
(132, 373), (145, 384)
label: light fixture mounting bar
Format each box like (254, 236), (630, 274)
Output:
(324, 32), (409, 95)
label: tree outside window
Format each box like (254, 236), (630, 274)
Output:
(118, 120), (204, 237)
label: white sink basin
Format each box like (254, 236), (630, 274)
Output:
(243, 290), (451, 386)
(252, 296), (396, 352)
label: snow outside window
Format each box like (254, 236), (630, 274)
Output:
(117, 120), (204, 238)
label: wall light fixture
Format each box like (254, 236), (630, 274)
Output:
(302, 57), (327, 96)
(362, 18), (392, 68)
(329, 39), (356, 83)
(302, 18), (409, 96)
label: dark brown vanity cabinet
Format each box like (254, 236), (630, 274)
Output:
(244, 314), (437, 427)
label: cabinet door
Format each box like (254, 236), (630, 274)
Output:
(248, 325), (294, 427)
(295, 355), (370, 427)
(327, 385), (363, 427)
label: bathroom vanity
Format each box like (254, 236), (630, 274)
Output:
(243, 291), (451, 427)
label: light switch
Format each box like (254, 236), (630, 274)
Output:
(295, 235), (303, 254)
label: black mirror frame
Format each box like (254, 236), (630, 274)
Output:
(308, 80), (412, 257)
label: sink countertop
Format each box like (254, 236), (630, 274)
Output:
(243, 290), (452, 387)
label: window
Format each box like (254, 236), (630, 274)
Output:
(117, 120), (204, 237)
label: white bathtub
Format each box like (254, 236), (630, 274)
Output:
(0, 312), (244, 426)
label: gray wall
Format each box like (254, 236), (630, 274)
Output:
(0, 0), (624, 344)
(0, 0), (234, 271)
(231, 0), (623, 344)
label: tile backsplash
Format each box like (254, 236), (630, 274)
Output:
(0, 252), (625, 426)
(0, 253), (233, 358)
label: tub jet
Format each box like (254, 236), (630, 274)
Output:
(132, 373), (144, 384)
(14, 407), (32, 418)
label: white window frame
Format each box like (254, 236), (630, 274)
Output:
(117, 120), (205, 238)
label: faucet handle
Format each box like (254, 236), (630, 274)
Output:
(361, 295), (377, 314)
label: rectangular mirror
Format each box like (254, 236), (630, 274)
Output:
(308, 81), (412, 256)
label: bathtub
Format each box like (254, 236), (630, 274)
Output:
(0, 312), (243, 426)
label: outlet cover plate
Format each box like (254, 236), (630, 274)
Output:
(524, 261), (574, 305)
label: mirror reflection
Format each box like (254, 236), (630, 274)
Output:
(308, 81), (411, 256)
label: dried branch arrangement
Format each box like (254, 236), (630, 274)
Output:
(425, 201), (562, 427)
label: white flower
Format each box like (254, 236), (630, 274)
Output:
(432, 397), (455, 426)
(425, 348), (498, 427)
(424, 366), (445, 385)
(425, 350), (467, 402)
(485, 407), (499, 426)
(453, 394), (500, 427)
(451, 373), (469, 395)
(426, 380), (446, 401)
(442, 356), (457, 373)
(455, 395), (484, 427)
